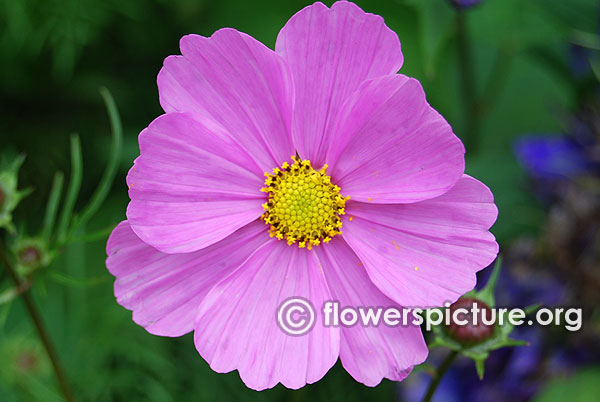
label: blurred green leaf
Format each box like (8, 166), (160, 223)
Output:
(405, 0), (455, 79)
(534, 367), (600, 402)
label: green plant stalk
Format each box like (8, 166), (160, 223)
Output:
(0, 278), (32, 304)
(0, 245), (75, 402)
(479, 46), (513, 116)
(422, 350), (458, 402)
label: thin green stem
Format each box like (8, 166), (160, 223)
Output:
(57, 134), (83, 244)
(422, 350), (458, 402)
(42, 172), (64, 243)
(67, 224), (115, 244)
(456, 11), (480, 154)
(69, 87), (123, 238)
(0, 245), (75, 402)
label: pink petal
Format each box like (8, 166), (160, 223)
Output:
(105, 220), (270, 337)
(342, 175), (499, 308)
(194, 240), (339, 390)
(158, 28), (295, 172)
(315, 237), (428, 386)
(127, 113), (265, 253)
(326, 74), (465, 203)
(276, 1), (403, 166)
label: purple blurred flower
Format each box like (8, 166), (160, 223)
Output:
(401, 347), (538, 402)
(514, 135), (589, 180)
(569, 44), (592, 77)
(496, 268), (566, 308)
(448, 0), (483, 10)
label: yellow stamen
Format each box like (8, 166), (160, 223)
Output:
(261, 156), (349, 249)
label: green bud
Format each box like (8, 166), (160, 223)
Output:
(0, 335), (49, 384)
(428, 257), (536, 379)
(11, 238), (52, 275)
(443, 297), (495, 345)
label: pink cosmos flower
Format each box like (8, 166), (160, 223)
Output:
(106, 1), (499, 390)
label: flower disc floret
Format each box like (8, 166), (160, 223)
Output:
(261, 156), (349, 249)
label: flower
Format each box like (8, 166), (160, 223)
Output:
(514, 135), (590, 181)
(106, 1), (499, 390)
(447, 0), (483, 11)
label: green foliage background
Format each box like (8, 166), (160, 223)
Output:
(1, 0), (597, 400)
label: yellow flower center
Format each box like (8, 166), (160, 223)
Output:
(261, 156), (349, 249)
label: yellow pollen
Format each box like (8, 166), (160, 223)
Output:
(261, 156), (349, 250)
